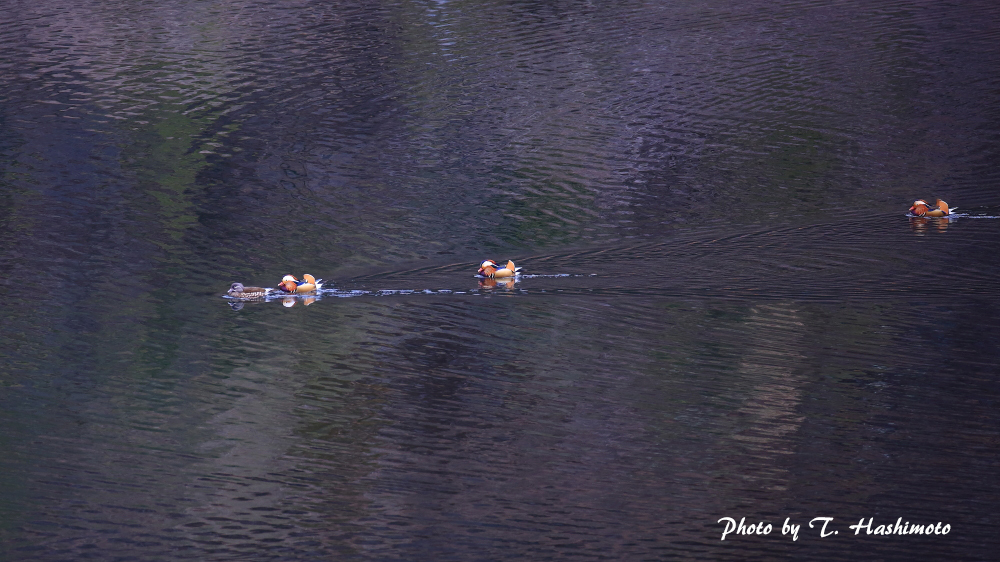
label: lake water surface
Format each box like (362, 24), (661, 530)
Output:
(2, 0), (999, 560)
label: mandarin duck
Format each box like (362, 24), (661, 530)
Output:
(909, 199), (950, 217)
(277, 273), (322, 294)
(477, 259), (521, 278)
(228, 282), (271, 299)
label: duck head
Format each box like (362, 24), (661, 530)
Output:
(278, 274), (298, 293)
(477, 260), (498, 277)
(909, 199), (929, 216)
(228, 282), (245, 296)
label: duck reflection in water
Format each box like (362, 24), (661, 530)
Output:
(478, 277), (517, 290)
(282, 296), (317, 307)
(228, 295), (318, 310)
(909, 216), (950, 235)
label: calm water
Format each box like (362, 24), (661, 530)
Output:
(2, 0), (999, 559)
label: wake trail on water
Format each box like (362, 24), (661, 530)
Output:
(222, 273), (592, 305)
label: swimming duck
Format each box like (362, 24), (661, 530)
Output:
(909, 199), (950, 217)
(277, 273), (322, 294)
(228, 282), (271, 299)
(477, 260), (521, 278)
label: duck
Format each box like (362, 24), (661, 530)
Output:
(227, 282), (271, 299)
(477, 259), (521, 278)
(277, 273), (322, 294)
(908, 198), (950, 217)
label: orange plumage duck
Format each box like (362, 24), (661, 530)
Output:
(908, 199), (950, 217)
(277, 273), (322, 294)
(477, 260), (521, 278)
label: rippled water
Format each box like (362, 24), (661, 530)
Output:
(2, 0), (999, 560)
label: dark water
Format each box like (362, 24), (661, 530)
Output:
(2, 0), (1000, 559)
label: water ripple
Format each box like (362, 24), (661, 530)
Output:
(3, 0), (1000, 560)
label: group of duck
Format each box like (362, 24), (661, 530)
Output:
(227, 274), (322, 299)
(227, 200), (947, 300)
(226, 260), (522, 301)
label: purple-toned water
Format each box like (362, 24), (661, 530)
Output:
(2, 0), (999, 559)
